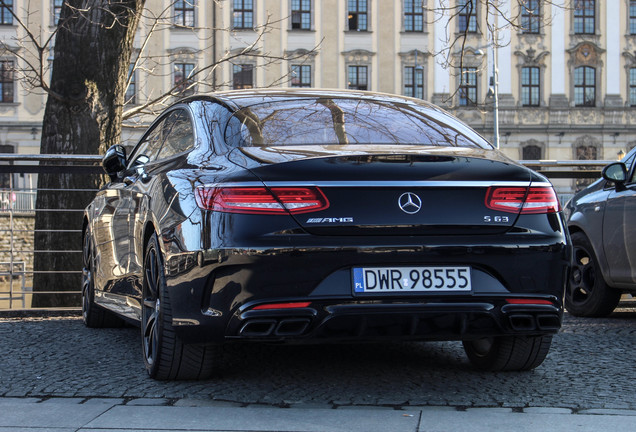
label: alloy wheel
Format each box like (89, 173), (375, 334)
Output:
(569, 246), (595, 306)
(81, 234), (93, 324)
(142, 246), (161, 368)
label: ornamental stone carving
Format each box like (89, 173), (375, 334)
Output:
(167, 47), (200, 60)
(519, 109), (543, 125)
(398, 50), (430, 63)
(516, 33), (546, 50)
(285, 49), (318, 59)
(513, 48), (549, 66)
(573, 135), (601, 156)
(342, 50), (375, 64)
(573, 109), (599, 125)
(566, 42), (604, 67)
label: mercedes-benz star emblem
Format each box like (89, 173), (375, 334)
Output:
(398, 192), (422, 214)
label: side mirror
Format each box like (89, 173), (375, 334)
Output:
(601, 162), (627, 190)
(102, 145), (127, 182)
(602, 162), (627, 182)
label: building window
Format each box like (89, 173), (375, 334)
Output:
(630, 68), (636, 106)
(404, 0), (423, 32)
(291, 64), (311, 87)
(174, 63), (195, 96)
(458, 0), (477, 33)
(404, 66), (423, 99)
(573, 0), (595, 34)
(521, 66), (540, 107)
(53, 0), (63, 25)
(174, 1), (195, 27)
(233, 0), (253, 29)
(574, 66), (595, 107)
(348, 0), (368, 31)
(291, 0), (311, 30)
(459, 67), (477, 106)
(576, 145), (597, 188)
(0, 61), (14, 103)
(233, 64), (254, 89)
(576, 145), (598, 160)
(630, 1), (636, 34)
(0, 0), (13, 25)
(522, 145), (542, 160)
(125, 64), (136, 105)
(521, 0), (540, 33)
(348, 65), (368, 90)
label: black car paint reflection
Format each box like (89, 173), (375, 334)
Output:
(82, 90), (570, 379)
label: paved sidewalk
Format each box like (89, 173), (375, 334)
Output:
(1, 397), (636, 432)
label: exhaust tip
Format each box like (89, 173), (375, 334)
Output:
(275, 318), (310, 336)
(508, 314), (536, 331)
(536, 314), (561, 331)
(239, 319), (277, 337)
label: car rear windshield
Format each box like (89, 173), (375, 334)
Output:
(224, 98), (492, 149)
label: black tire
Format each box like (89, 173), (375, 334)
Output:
(141, 233), (220, 380)
(81, 230), (124, 328)
(566, 231), (621, 317)
(463, 335), (553, 371)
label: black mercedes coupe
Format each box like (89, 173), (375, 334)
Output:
(82, 89), (571, 379)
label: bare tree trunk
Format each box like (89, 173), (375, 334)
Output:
(33, 0), (145, 307)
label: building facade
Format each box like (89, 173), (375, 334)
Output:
(1, 0), (635, 195)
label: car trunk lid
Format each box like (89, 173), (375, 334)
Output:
(229, 146), (543, 236)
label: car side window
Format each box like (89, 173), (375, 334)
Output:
(127, 118), (168, 169)
(157, 110), (195, 160)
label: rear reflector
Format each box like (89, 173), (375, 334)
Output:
(195, 186), (329, 214)
(252, 302), (312, 310)
(485, 186), (560, 214)
(506, 298), (554, 305)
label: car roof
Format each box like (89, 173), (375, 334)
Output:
(176, 88), (443, 113)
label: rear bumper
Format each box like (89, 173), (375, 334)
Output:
(164, 234), (569, 344)
(227, 300), (562, 343)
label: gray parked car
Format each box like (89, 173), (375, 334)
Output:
(564, 147), (636, 316)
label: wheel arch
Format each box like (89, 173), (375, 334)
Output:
(81, 216), (89, 242)
(568, 226), (614, 288)
(142, 221), (159, 261)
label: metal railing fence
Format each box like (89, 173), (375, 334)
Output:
(0, 154), (102, 310)
(0, 153), (617, 311)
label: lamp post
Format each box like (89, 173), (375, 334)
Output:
(491, 36), (499, 149)
(475, 30), (500, 149)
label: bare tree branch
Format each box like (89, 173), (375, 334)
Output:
(426, 0), (570, 107)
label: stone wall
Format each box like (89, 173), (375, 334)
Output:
(0, 214), (34, 308)
(0, 213), (35, 274)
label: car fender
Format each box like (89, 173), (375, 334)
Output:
(567, 210), (614, 287)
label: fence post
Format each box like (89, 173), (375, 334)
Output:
(9, 172), (14, 308)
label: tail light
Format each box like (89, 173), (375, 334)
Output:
(252, 302), (312, 310)
(506, 298), (554, 305)
(195, 186), (329, 214)
(485, 186), (560, 214)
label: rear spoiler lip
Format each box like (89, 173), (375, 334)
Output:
(200, 181), (550, 188)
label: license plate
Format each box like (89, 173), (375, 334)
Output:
(353, 266), (471, 293)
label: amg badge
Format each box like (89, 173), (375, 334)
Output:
(306, 217), (354, 223)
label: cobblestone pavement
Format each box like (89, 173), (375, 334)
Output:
(1, 304), (634, 411)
